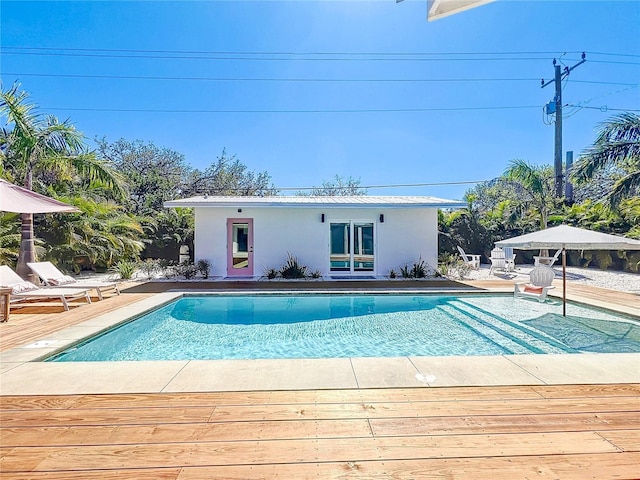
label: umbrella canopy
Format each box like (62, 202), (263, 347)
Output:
(427, 0), (495, 21)
(495, 225), (640, 252)
(495, 225), (640, 316)
(0, 178), (78, 214)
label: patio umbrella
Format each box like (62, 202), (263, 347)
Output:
(495, 225), (640, 316)
(0, 178), (78, 214)
(1, 178), (79, 281)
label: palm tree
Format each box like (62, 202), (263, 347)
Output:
(571, 112), (640, 206)
(503, 159), (555, 229)
(0, 85), (126, 280)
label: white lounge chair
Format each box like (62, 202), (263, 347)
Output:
(534, 249), (562, 267)
(457, 246), (480, 269)
(490, 247), (516, 274)
(28, 261), (120, 300)
(514, 266), (556, 302)
(489, 248), (507, 275)
(0, 265), (91, 311)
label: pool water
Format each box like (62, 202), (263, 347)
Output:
(48, 294), (640, 362)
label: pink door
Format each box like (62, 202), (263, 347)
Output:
(227, 218), (254, 276)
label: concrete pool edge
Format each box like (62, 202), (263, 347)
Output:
(1, 289), (639, 395)
(1, 353), (639, 395)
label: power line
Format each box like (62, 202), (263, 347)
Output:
(1, 51), (562, 62)
(0, 46), (592, 55)
(3, 71), (638, 86)
(43, 105), (541, 114)
(566, 105), (640, 112)
(4, 46), (637, 57)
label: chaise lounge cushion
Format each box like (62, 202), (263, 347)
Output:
(47, 275), (75, 286)
(11, 281), (40, 294)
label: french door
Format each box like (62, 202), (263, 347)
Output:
(329, 221), (374, 274)
(227, 218), (254, 276)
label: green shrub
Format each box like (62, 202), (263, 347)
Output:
(411, 258), (428, 278)
(139, 258), (159, 280)
(439, 253), (471, 280)
(310, 269), (323, 279)
(196, 259), (211, 279)
(263, 267), (279, 280)
(110, 260), (137, 280)
(280, 253), (308, 279)
(177, 260), (198, 279)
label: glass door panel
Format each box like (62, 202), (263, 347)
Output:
(227, 218), (253, 276)
(354, 223), (374, 271)
(330, 223), (350, 271)
(329, 221), (374, 273)
(232, 223), (249, 269)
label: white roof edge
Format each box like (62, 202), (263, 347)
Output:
(164, 195), (466, 209)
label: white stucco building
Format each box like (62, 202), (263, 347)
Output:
(164, 196), (465, 278)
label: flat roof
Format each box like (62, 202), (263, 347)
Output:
(164, 195), (466, 209)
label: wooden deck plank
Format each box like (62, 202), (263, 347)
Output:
(0, 385), (549, 410)
(175, 453), (640, 480)
(2, 412), (636, 448)
(0, 432), (621, 472)
(2, 454), (638, 480)
(0, 419), (374, 446)
(370, 411), (640, 436)
(0, 407), (216, 427)
(209, 396), (639, 421)
(2, 383), (638, 412)
(1, 470), (181, 480)
(598, 430), (640, 452)
(2, 396), (636, 428)
(531, 383), (640, 398)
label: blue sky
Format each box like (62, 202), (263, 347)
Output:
(1, 1), (639, 200)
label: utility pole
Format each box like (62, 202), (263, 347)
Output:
(541, 52), (586, 198)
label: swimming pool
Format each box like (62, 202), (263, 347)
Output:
(48, 294), (640, 362)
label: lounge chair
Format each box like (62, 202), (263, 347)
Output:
(534, 249), (562, 267)
(28, 261), (120, 300)
(457, 246), (480, 269)
(489, 248), (507, 275)
(514, 266), (556, 302)
(490, 247), (516, 274)
(0, 265), (91, 311)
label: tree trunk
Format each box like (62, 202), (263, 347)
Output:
(16, 169), (37, 282)
(16, 212), (36, 282)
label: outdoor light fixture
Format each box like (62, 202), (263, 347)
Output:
(237, 208), (242, 213)
(379, 214), (384, 223)
(321, 213), (325, 223)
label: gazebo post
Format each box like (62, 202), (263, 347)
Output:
(562, 246), (567, 317)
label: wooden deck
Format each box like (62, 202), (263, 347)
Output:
(1, 384), (639, 478)
(2, 278), (639, 478)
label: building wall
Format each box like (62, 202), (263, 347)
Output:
(194, 206), (438, 277)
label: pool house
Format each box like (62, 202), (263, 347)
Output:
(164, 195), (465, 278)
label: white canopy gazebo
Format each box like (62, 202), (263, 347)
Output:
(496, 225), (640, 316)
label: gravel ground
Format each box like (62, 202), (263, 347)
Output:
(465, 264), (640, 294)
(79, 265), (639, 295)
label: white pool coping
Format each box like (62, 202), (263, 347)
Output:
(1, 290), (639, 395)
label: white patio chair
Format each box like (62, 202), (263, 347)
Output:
(457, 246), (480, 269)
(0, 265), (91, 311)
(514, 266), (556, 302)
(503, 247), (516, 272)
(534, 249), (562, 267)
(489, 248), (507, 275)
(28, 261), (120, 301)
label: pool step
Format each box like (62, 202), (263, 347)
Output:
(436, 304), (534, 355)
(449, 300), (573, 354)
